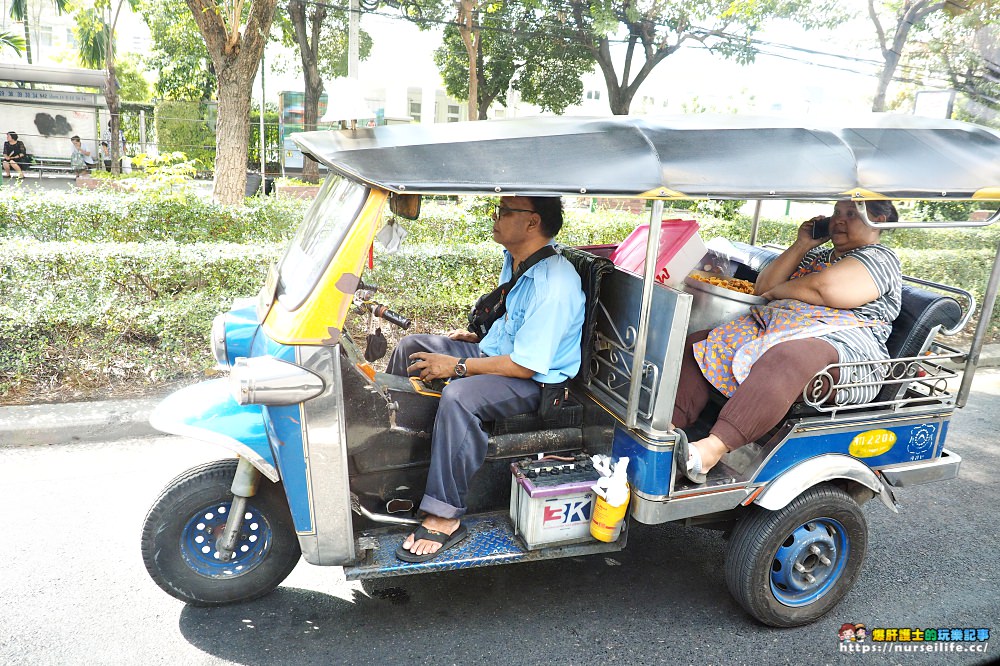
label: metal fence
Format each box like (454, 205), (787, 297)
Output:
(116, 102), (284, 173)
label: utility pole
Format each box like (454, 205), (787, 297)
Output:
(349, 0), (359, 79)
(260, 52), (266, 182)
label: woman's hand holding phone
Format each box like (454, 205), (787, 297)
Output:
(810, 216), (831, 240)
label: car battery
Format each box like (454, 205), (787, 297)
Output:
(509, 454), (601, 550)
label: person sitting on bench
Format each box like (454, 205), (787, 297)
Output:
(3, 131), (29, 178)
(673, 200), (902, 484)
(69, 136), (97, 175)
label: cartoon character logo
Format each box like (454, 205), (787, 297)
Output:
(854, 623), (867, 642)
(839, 623), (857, 643)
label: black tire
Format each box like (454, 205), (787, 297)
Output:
(725, 483), (868, 627)
(141, 459), (301, 606)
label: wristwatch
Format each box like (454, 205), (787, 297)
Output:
(454, 357), (468, 378)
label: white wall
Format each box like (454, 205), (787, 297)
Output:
(3, 103), (99, 158)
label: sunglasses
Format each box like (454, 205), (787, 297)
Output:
(494, 204), (536, 218)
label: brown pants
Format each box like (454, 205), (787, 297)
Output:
(672, 330), (839, 451)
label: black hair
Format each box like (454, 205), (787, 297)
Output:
(864, 200), (899, 222)
(7, 131), (17, 140)
(526, 196), (564, 238)
(70, 135), (81, 142)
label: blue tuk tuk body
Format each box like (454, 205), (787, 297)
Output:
(141, 116), (999, 626)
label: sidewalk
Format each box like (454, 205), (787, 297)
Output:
(0, 397), (162, 448)
(2, 345), (1000, 448)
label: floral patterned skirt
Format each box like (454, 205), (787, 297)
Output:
(693, 299), (870, 397)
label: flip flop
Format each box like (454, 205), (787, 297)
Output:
(674, 428), (707, 485)
(395, 523), (469, 563)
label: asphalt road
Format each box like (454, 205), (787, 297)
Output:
(2, 372), (999, 666)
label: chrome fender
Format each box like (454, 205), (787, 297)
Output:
(149, 379), (279, 482)
(754, 454), (897, 513)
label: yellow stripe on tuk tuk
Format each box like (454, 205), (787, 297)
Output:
(973, 188), (1000, 200)
(263, 189), (388, 346)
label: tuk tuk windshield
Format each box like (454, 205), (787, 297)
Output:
(276, 175), (368, 310)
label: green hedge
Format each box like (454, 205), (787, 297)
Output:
(0, 189), (306, 243)
(155, 100), (217, 170)
(3, 195), (1000, 403)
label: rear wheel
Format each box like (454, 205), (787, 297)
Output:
(141, 459), (301, 606)
(725, 483), (868, 627)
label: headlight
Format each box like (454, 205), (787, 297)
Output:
(211, 314), (229, 366)
(212, 306), (260, 368)
(230, 356), (325, 406)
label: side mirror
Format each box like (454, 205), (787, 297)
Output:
(389, 193), (421, 220)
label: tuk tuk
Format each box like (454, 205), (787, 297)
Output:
(140, 115), (1000, 627)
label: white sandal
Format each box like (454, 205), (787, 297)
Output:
(674, 429), (707, 484)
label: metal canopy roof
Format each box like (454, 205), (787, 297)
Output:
(291, 115), (1000, 200)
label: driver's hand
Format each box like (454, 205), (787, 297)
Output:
(446, 329), (479, 343)
(407, 352), (457, 380)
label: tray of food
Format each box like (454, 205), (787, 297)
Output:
(682, 270), (767, 332)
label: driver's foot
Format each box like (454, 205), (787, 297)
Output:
(402, 515), (461, 557)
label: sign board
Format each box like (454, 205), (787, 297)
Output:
(0, 103), (99, 158)
(279, 91), (335, 170)
(913, 90), (956, 119)
(0, 86), (102, 106)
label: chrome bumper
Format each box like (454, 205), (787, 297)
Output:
(880, 449), (962, 488)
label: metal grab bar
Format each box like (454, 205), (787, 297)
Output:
(854, 202), (1000, 230)
(800, 346), (962, 415)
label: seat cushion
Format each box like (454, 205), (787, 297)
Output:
(874, 284), (961, 403)
(558, 246), (615, 383)
(489, 246), (612, 437)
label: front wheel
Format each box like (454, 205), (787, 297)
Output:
(141, 459), (301, 606)
(725, 483), (868, 627)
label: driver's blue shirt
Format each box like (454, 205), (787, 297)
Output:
(478, 246), (585, 384)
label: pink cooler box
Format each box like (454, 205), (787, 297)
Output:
(609, 219), (706, 287)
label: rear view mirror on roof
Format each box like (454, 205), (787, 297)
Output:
(389, 193), (421, 220)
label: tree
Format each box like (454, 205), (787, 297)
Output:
(115, 53), (153, 103)
(184, 0), (279, 205)
(953, 28), (1000, 123)
(0, 30), (26, 55)
(8, 0), (68, 65)
(561, 0), (842, 115)
(433, 1), (594, 118)
(74, 0), (139, 174)
(394, 0), (491, 119)
(139, 0), (216, 101)
(865, 1), (965, 112)
(278, 1), (372, 182)
(920, 1), (1000, 123)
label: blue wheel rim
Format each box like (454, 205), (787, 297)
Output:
(180, 500), (273, 578)
(769, 517), (849, 607)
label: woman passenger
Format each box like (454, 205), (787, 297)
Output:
(674, 200), (902, 483)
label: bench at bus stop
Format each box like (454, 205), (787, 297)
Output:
(30, 156), (77, 176)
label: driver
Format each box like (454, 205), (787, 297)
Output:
(386, 195), (585, 562)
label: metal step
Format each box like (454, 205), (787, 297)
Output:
(343, 510), (626, 581)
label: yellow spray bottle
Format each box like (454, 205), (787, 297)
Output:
(590, 457), (630, 542)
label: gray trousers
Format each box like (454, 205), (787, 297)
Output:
(386, 334), (541, 518)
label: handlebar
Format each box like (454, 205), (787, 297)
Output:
(360, 301), (411, 330)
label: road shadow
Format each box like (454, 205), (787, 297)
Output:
(177, 522), (755, 665)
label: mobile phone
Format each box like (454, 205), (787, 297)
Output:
(811, 216), (831, 240)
